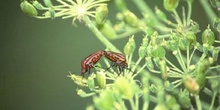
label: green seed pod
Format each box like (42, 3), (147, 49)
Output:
(149, 84), (158, 93)
(96, 5), (109, 24)
(33, 1), (45, 10)
(123, 10), (139, 27)
(159, 59), (168, 80)
(155, 7), (167, 21)
(94, 90), (114, 110)
(151, 46), (166, 58)
(49, 8), (55, 19)
(139, 45), (147, 58)
(124, 36), (136, 56)
(190, 20), (199, 33)
(182, 75), (199, 94)
(145, 57), (154, 70)
(97, 23), (117, 39)
(77, 89), (87, 97)
(142, 36), (149, 46)
(96, 71), (106, 89)
(178, 91), (191, 109)
(114, 0), (127, 11)
(178, 37), (190, 51)
(211, 49), (219, 61)
(163, 0), (180, 11)
(20, 1), (38, 17)
(195, 59), (209, 90)
(186, 32), (196, 48)
(88, 74), (96, 91)
(202, 27), (215, 46)
(43, 0), (53, 7)
(167, 39), (178, 51)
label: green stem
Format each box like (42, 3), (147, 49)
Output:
(209, 91), (217, 110)
(195, 95), (202, 110)
(186, 0), (192, 26)
(129, 98), (135, 110)
(199, 0), (217, 27)
(83, 16), (119, 52)
(114, 28), (141, 40)
(132, 57), (142, 72)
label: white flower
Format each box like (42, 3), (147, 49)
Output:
(55, 0), (108, 23)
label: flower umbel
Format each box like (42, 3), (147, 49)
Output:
(33, 0), (108, 23)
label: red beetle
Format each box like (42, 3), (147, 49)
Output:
(104, 51), (128, 73)
(81, 51), (104, 77)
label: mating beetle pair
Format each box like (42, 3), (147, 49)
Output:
(81, 51), (128, 77)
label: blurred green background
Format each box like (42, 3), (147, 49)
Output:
(0, 0), (209, 110)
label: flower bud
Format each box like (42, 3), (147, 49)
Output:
(88, 74), (96, 91)
(96, 71), (106, 89)
(211, 49), (219, 61)
(163, 0), (180, 11)
(96, 5), (109, 24)
(20, 1), (38, 17)
(159, 59), (168, 80)
(182, 75), (199, 94)
(142, 36), (149, 46)
(202, 27), (215, 46)
(139, 46), (147, 58)
(124, 36), (136, 56)
(145, 57), (154, 70)
(67, 72), (87, 87)
(123, 10), (139, 27)
(149, 84), (158, 93)
(97, 23), (117, 39)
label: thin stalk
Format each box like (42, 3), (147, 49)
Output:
(172, 10), (183, 26)
(83, 16), (119, 52)
(177, 49), (187, 73)
(195, 95), (202, 110)
(165, 58), (184, 74)
(129, 98), (135, 110)
(209, 91), (217, 110)
(186, 0), (192, 25)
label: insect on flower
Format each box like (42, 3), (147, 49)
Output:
(104, 51), (129, 74)
(81, 51), (105, 77)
